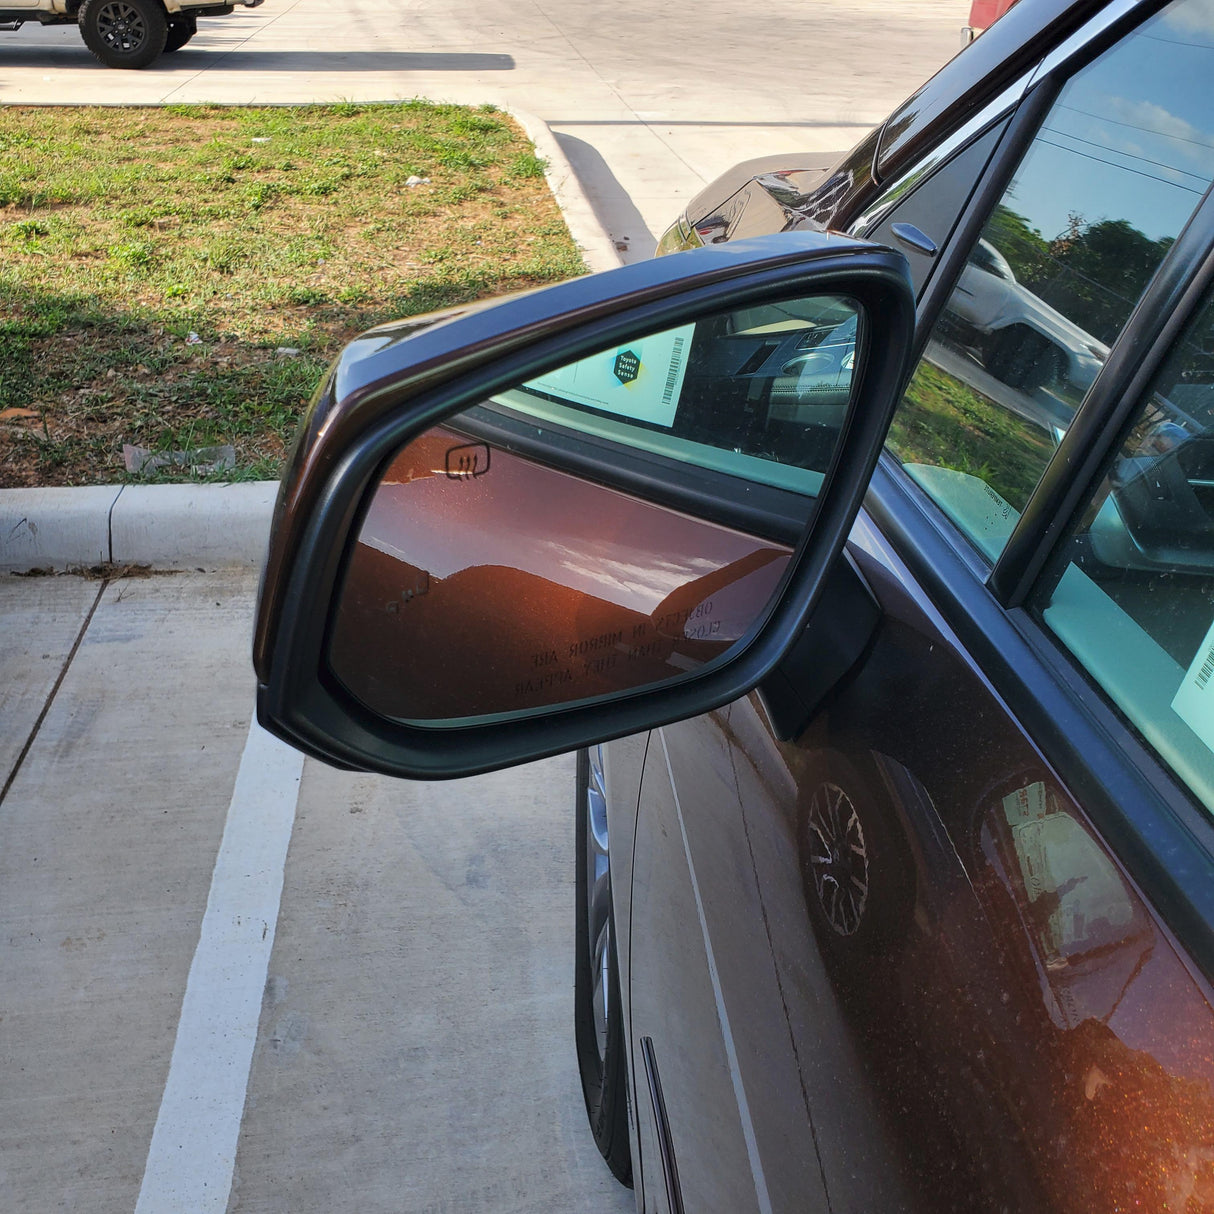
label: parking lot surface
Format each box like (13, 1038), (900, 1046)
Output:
(1, 3), (967, 1209)
(1, 570), (627, 1212)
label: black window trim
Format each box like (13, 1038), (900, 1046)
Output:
(860, 0), (1186, 593)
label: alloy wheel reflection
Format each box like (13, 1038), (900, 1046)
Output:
(806, 780), (870, 936)
(584, 745), (612, 1063)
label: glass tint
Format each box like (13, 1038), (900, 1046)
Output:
(328, 294), (863, 724)
(1034, 287), (1214, 813)
(887, 0), (1214, 560)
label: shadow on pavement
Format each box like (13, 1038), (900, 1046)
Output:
(0, 49), (515, 72)
(177, 49), (515, 72)
(552, 131), (656, 262)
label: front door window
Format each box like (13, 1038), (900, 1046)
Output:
(1033, 285), (1214, 814)
(886, 0), (1214, 559)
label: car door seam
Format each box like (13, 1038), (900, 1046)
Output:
(659, 727), (775, 1214)
(721, 713), (836, 1213)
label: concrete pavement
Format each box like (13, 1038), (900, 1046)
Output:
(1, 569), (631, 1213)
(0, 5), (969, 1210)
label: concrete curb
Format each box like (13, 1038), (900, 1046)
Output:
(1, 482), (278, 572)
(1, 486), (119, 571)
(0, 112), (623, 575)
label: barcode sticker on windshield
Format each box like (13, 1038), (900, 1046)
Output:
(1171, 618), (1214, 751)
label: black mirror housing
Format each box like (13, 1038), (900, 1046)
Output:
(254, 232), (914, 779)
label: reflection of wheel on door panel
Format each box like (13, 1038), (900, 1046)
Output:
(574, 746), (633, 1187)
(797, 750), (914, 963)
(79, 0), (168, 68)
(164, 15), (197, 51)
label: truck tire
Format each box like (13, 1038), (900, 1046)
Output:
(79, 0), (168, 69)
(982, 326), (1058, 395)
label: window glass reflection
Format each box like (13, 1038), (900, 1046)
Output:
(492, 295), (860, 497)
(1035, 289), (1214, 813)
(887, 0), (1214, 560)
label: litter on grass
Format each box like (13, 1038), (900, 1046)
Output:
(123, 443), (236, 475)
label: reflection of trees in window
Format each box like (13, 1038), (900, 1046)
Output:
(985, 206), (1175, 344)
(984, 204), (1055, 285)
(987, 205), (1175, 345)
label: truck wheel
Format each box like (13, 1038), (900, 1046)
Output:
(982, 326), (1056, 394)
(797, 749), (914, 966)
(164, 15), (196, 51)
(79, 0), (168, 69)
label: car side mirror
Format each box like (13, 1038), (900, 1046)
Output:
(254, 233), (914, 778)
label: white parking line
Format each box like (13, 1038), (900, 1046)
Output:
(135, 718), (304, 1214)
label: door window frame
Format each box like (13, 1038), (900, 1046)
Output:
(848, 0), (1214, 981)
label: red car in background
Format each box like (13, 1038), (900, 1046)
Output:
(965, 0), (1020, 39)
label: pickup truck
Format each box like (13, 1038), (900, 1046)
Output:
(0, 0), (263, 68)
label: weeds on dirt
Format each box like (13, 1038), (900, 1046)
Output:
(0, 102), (583, 487)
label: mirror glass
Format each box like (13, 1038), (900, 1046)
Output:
(328, 293), (864, 723)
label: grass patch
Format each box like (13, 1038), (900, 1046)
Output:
(0, 102), (583, 487)
(888, 353), (1054, 511)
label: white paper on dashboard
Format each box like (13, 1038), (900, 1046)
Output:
(1172, 616), (1214, 752)
(524, 324), (695, 429)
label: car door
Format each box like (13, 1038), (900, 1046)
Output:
(627, 2), (1214, 1210)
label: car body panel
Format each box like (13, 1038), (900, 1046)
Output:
(624, 492), (1214, 1211)
(968, 0), (1022, 31)
(678, 153), (851, 243)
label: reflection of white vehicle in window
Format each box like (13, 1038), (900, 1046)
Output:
(950, 239), (1108, 394)
(0, 0), (263, 69)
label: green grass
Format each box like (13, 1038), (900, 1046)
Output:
(887, 356), (1055, 511)
(0, 102), (584, 486)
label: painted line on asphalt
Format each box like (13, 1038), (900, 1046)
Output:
(135, 718), (304, 1214)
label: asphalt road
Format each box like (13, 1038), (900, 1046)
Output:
(0, 4), (968, 1210)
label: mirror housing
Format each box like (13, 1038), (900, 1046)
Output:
(254, 232), (915, 778)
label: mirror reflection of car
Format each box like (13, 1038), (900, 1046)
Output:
(950, 239), (1108, 396)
